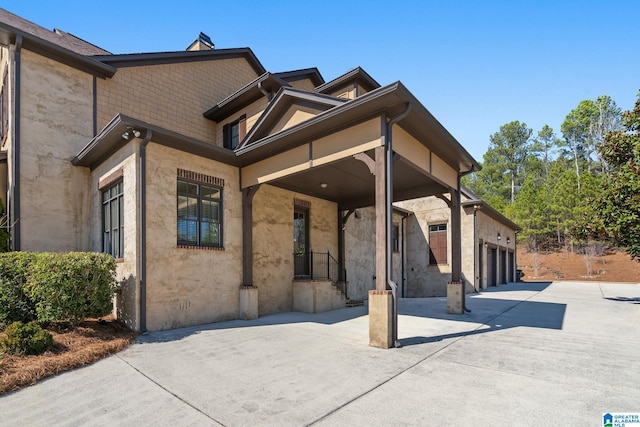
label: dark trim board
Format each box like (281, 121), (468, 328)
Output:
(93, 48), (266, 76)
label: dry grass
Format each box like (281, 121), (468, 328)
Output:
(0, 317), (138, 395)
(518, 247), (640, 282)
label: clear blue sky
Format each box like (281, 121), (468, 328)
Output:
(4, 0), (639, 161)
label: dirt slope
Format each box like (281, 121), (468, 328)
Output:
(517, 247), (640, 282)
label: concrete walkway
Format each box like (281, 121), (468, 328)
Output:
(1, 281), (639, 426)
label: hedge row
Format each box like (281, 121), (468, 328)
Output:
(0, 252), (116, 327)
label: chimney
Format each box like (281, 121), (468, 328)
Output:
(186, 32), (214, 51)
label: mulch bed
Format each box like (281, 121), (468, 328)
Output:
(0, 317), (138, 395)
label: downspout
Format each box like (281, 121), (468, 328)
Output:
(12, 35), (22, 250)
(401, 213), (408, 298)
(514, 230), (519, 281)
(257, 81), (272, 101)
(139, 130), (152, 333)
(473, 205), (479, 292)
(386, 102), (412, 348)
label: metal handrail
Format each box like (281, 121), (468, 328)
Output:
(293, 251), (348, 297)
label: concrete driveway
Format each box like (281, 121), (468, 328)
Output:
(1, 281), (639, 426)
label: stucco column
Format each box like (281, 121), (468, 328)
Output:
(374, 145), (387, 290)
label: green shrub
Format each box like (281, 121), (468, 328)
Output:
(0, 200), (9, 253)
(0, 253), (38, 327)
(26, 252), (117, 324)
(0, 321), (54, 355)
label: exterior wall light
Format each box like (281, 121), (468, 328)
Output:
(122, 128), (142, 140)
(507, 236), (511, 244)
(497, 232), (501, 241)
(320, 183), (328, 189)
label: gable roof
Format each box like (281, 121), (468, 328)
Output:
(0, 8), (110, 55)
(203, 72), (289, 122)
(235, 81), (480, 175)
(274, 68), (324, 87)
(461, 186), (521, 231)
(315, 67), (380, 94)
(0, 8), (115, 78)
(92, 47), (266, 75)
(238, 87), (347, 149)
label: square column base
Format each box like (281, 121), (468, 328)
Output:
(369, 290), (393, 349)
(239, 286), (258, 320)
(447, 281), (464, 314)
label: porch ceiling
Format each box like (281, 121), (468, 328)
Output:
(269, 151), (449, 210)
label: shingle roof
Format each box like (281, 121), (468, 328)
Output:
(0, 8), (110, 55)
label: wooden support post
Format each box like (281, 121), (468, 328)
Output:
(374, 145), (387, 290)
(448, 178), (464, 314)
(450, 186), (461, 283)
(242, 185), (260, 286)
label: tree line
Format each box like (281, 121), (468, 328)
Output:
(464, 90), (640, 261)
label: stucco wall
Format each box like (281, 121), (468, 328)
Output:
(396, 197), (452, 297)
(252, 185), (338, 316)
(1, 46), (10, 211)
(286, 78), (317, 92)
(18, 50), (93, 251)
(327, 84), (356, 100)
(344, 207), (405, 301)
(89, 142), (139, 329)
(143, 143), (243, 331)
(474, 209), (517, 288)
(97, 58), (259, 145)
(215, 96), (269, 145)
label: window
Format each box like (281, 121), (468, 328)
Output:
(222, 115), (246, 150)
(1, 67), (8, 141)
(392, 224), (400, 252)
(102, 181), (124, 258)
(428, 223), (447, 265)
(177, 178), (223, 248)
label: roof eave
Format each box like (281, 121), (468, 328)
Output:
(236, 87), (348, 151)
(461, 200), (521, 231)
(274, 68), (325, 86)
(203, 72), (289, 122)
(0, 23), (116, 78)
(315, 67), (381, 93)
(73, 114), (239, 169)
(236, 81), (480, 173)
(93, 48), (266, 75)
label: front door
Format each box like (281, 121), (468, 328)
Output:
(294, 207), (310, 277)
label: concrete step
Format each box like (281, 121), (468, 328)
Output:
(346, 300), (364, 308)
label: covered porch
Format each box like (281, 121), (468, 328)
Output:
(236, 82), (479, 348)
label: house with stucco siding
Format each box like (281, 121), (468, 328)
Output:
(0, 8), (518, 348)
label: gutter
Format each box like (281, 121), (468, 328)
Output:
(12, 35), (22, 251)
(139, 130), (152, 333)
(401, 213), (410, 298)
(473, 204), (481, 292)
(386, 102), (412, 348)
